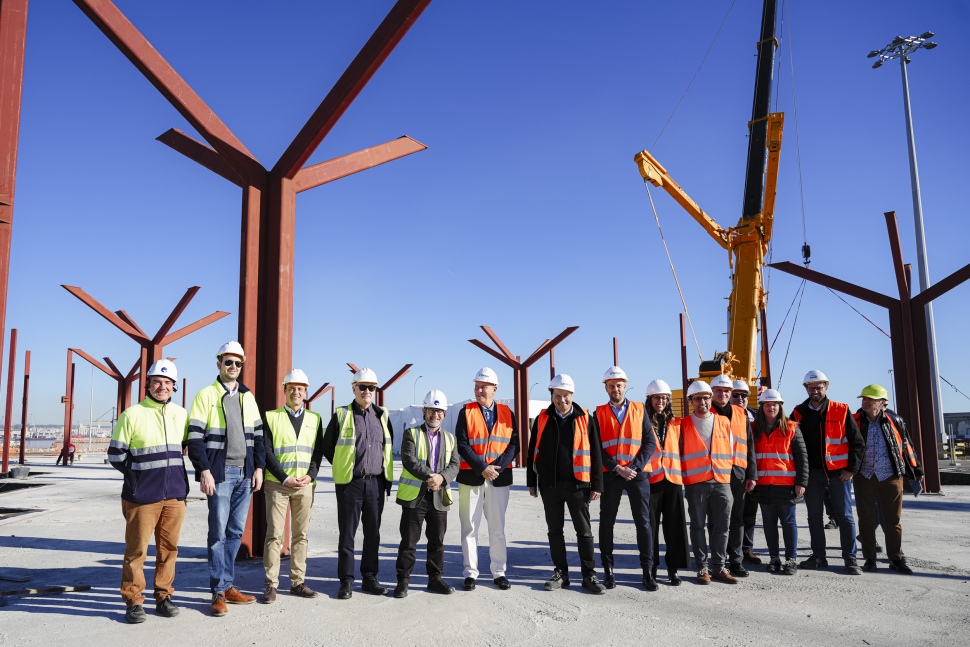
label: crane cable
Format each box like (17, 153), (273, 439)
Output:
(644, 183), (704, 361)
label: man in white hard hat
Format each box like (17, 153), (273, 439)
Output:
(454, 367), (519, 591)
(186, 342), (265, 616)
(790, 370), (865, 575)
(110, 360), (189, 624)
(709, 374), (757, 578)
(528, 374), (606, 594)
(663, 380), (740, 585)
(393, 390), (461, 598)
(594, 366), (658, 591)
(260, 369), (325, 603)
(322, 367), (394, 599)
(730, 379), (763, 568)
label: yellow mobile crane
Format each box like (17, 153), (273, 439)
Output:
(635, 0), (784, 391)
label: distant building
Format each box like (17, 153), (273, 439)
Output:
(943, 412), (970, 439)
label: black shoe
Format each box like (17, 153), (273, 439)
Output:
(155, 596), (179, 618)
(729, 563), (749, 578)
(844, 558), (863, 575)
(782, 559), (798, 576)
(767, 558), (782, 573)
(493, 576), (511, 590)
(863, 558), (878, 572)
(603, 567), (615, 589)
(799, 555), (828, 569)
(362, 579), (388, 596)
(125, 604), (146, 624)
(290, 583), (318, 598)
(857, 534), (883, 553)
(337, 579), (353, 600)
(393, 580), (408, 598)
(582, 575), (607, 594)
(427, 578), (455, 594)
(463, 577), (476, 591)
(889, 558), (913, 575)
(824, 517), (839, 530)
(742, 549), (763, 565)
(544, 568), (569, 591)
(668, 570), (681, 586)
(642, 572), (659, 591)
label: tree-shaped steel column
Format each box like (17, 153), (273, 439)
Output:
(307, 382), (335, 417)
(468, 326), (579, 467)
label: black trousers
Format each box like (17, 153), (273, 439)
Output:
(727, 474), (756, 564)
(649, 480), (691, 571)
(599, 474), (653, 571)
(396, 493), (448, 581)
(335, 476), (385, 581)
(540, 482), (596, 578)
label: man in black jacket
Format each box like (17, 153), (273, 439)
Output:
(528, 374), (605, 594)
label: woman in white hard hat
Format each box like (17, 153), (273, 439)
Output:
(749, 389), (808, 575)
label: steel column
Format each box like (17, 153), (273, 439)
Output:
(61, 352), (76, 466)
(612, 337), (619, 367)
(680, 314), (689, 416)
(17, 348), (27, 464)
(1, 327), (15, 472)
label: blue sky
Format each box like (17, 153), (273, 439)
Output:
(5, 0), (969, 425)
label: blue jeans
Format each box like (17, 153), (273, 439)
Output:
(207, 465), (252, 593)
(804, 469), (857, 560)
(760, 502), (797, 560)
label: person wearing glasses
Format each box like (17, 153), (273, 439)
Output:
(731, 379), (763, 568)
(186, 342), (265, 617)
(322, 367), (394, 600)
(790, 370), (865, 575)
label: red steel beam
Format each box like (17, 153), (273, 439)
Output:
(18, 348), (28, 465)
(680, 314), (689, 416)
(156, 129), (244, 187)
(613, 337), (619, 367)
(377, 364), (413, 408)
(160, 310), (230, 346)
(62, 285), (148, 343)
(69, 347), (120, 379)
(61, 351), (76, 466)
(152, 286), (200, 343)
(1, 327), (15, 472)
(292, 136), (427, 193)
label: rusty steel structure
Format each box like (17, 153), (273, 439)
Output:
(17, 348), (28, 464)
(60, 351), (76, 465)
(346, 363), (413, 409)
(1, 327), (16, 473)
(62, 285), (228, 401)
(307, 382), (335, 416)
(613, 337), (619, 367)
(468, 326), (579, 467)
(770, 211), (970, 494)
(71, 349), (138, 424)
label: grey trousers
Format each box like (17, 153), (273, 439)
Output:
(685, 481), (734, 571)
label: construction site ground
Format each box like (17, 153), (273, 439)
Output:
(1, 458), (968, 646)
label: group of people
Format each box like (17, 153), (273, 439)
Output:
(108, 342), (924, 624)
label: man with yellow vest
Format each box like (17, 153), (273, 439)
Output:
(853, 384), (922, 575)
(595, 366), (658, 591)
(791, 370), (865, 575)
(110, 360), (189, 624)
(709, 373), (757, 578)
(261, 369), (325, 603)
(393, 390), (461, 598)
(528, 374), (606, 594)
(663, 380), (746, 585)
(454, 367), (518, 591)
(322, 367), (394, 600)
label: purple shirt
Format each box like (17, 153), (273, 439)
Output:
(428, 426), (441, 471)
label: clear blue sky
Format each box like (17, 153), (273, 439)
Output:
(5, 0), (969, 425)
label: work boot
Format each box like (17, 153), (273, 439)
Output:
(844, 558), (863, 575)
(743, 549), (763, 565)
(261, 587), (277, 604)
(337, 579), (353, 600)
(223, 586), (255, 605)
(729, 563), (749, 578)
(125, 604), (146, 624)
(582, 574), (607, 595)
(544, 568), (569, 591)
(210, 593), (228, 617)
(394, 579), (409, 599)
(668, 570), (682, 586)
(462, 577), (476, 591)
(799, 555), (828, 569)
(889, 558), (913, 575)
(603, 566), (615, 589)
(642, 571), (659, 592)
(155, 596), (179, 618)
(361, 578), (388, 596)
(290, 583), (318, 598)
(712, 568), (739, 585)
(782, 559), (798, 576)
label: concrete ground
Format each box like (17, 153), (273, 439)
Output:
(1, 458), (968, 647)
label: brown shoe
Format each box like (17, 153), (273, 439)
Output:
(261, 587), (277, 604)
(712, 568), (739, 585)
(210, 593), (228, 617)
(696, 569), (711, 585)
(224, 586), (256, 605)
(290, 583), (318, 599)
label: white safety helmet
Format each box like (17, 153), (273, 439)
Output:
(802, 369), (829, 385)
(353, 367), (379, 385)
(282, 369), (309, 387)
(216, 341), (246, 362)
(602, 366), (628, 382)
(422, 389), (448, 411)
(731, 379), (750, 394)
(758, 389), (784, 404)
(646, 379), (672, 396)
(687, 380), (713, 398)
(549, 373), (575, 393)
(473, 367), (499, 386)
(710, 374), (734, 389)
(147, 359), (178, 390)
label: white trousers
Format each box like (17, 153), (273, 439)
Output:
(459, 481), (510, 579)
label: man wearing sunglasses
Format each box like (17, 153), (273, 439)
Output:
(323, 367), (394, 600)
(186, 341), (265, 617)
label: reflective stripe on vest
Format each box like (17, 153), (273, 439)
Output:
(667, 415), (733, 485)
(264, 408), (321, 483)
(332, 405), (393, 485)
(648, 422), (665, 484)
(728, 404), (750, 468)
(595, 401), (650, 473)
(534, 410), (592, 482)
(459, 402), (514, 470)
(396, 426), (455, 506)
(754, 420), (798, 486)
(851, 412), (920, 470)
(792, 401), (850, 471)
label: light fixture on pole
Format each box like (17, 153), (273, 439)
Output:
(869, 31), (945, 442)
(529, 382), (539, 400)
(412, 375), (423, 406)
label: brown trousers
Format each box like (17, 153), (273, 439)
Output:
(854, 474), (904, 560)
(121, 498), (186, 606)
(264, 479), (315, 588)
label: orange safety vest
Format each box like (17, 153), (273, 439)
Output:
(662, 414), (733, 485)
(534, 409), (592, 482)
(791, 401), (850, 471)
(851, 412), (920, 469)
(459, 402), (514, 471)
(727, 404), (750, 469)
(648, 422), (665, 484)
(754, 420), (798, 486)
(595, 401), (651, 474)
